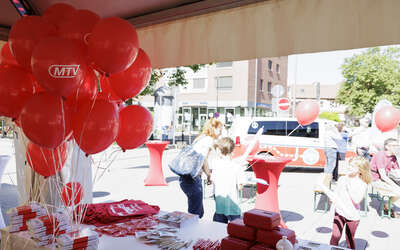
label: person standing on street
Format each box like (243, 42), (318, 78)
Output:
(178, 118), (223, 218)
(318, 157), (372, 249)
(321, 121), (342, 188)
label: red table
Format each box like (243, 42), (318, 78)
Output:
(144, 141), (169, 186)
(248, 156), (292, 228)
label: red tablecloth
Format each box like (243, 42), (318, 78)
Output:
(248, 156), (291, 228)
(144, 141), (169, 186)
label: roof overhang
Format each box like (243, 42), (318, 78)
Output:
(1, 0), (400, 68)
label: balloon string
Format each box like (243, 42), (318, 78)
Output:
(287, 124), (301, 137)
(93, 148), (121, 184)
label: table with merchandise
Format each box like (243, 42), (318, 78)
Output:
(0, 202), (351, 250)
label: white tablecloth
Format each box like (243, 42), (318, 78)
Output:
(0, 220), (227, 250)
(0, 219), (351, 250)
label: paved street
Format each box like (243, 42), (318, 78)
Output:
(1, 138), (400, 249)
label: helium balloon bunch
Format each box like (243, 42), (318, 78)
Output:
(0, 3), (154, 207)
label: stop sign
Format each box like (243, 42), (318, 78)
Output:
(278, 98), (290, 111)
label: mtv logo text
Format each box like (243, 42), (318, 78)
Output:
(48, 65), (80, 78)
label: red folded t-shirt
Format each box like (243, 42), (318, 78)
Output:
(77, 199), (160, 226)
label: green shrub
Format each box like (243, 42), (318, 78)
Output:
(319, 112), (340, 122)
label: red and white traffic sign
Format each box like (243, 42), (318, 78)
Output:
(278, 98), (290, 111)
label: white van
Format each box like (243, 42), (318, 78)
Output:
(229, 117), (339, 168)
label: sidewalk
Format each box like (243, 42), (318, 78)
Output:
(1, 139), (400, 249)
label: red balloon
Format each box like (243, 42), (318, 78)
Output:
(9, 16), (56, 70)
(0, 42), (18, 66)
(116, 105), (153, 151)
(0, 65), (35, 119)
(31, 37), (87, 98)
(109, 49), (152, 101)
(99, 76), (123, 105)
(61, 182), (83, 206)
(58, 9), (100, 44)
(66, 68), (98, 111)
(42, 3), (76, 29)
(20, 92), (70, 148)
(88, 17), (139, 74)
(73, 96), (119, 155)
(296, 100), (320, 126)
(26, 141), (67, 177)
(375, 106), (400, 132)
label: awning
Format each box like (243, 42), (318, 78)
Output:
(1, 0), (400, 68)
(137, 0), (400, 68)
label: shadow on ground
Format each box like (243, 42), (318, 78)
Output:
(93, 191), (111, 198)
(166, 176), (179, 183)
(283, 167), (324, 173)
(316, 226), (332, 234)
(124, 165), (149, 170)
(338, 238), (368, 250)
(371, 230), (389, 238)
(281, 210), (304, 222)
(0, 183), (19, 226)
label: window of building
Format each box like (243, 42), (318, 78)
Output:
(276, 64), (280, 73)
(216, 62), (233, 67)
(267, 60), (272, 71)
(267, 81), (272, 94)
(259, 79), (264, 91)
(193, 78), (206, 89)
(216, 76), (233, 90)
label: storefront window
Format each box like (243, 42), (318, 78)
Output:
(225, 108), (234, 126)
(192, 107), (199, 131)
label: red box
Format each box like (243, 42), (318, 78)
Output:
(243, 209), (280, 230)
(227, 218), (257, 241)
(256, 227), (296, 247)
(250, 244), (274, 250)
(221, 236), (254, 250)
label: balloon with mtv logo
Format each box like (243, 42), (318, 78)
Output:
(31, 37), (87, 98)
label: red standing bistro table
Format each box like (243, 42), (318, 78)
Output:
(248, 156), (292, 228)
(144, 141), (169, 186)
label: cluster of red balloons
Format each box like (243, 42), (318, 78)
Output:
(0, 3), (154, 178)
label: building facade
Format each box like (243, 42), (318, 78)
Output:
(288, 83), (347, 117)
(140, 57), (288, 133)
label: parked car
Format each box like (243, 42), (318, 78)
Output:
(229, 117), (340, 168)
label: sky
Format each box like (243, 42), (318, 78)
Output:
(287, 48), (368, 85)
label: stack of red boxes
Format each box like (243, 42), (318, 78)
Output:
(56, 227), (99, 250)
(27, 211), (72, 247)
(6, 202), (46, 233)
(221, 209), (296, 250)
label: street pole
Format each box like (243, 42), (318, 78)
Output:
(253, 58), (258, 117)
(216, 77), (219, 109)
(293, 55), (298, 118)
(172, 86), (177, 146)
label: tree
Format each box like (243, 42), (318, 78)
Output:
(337, 47), (400, 116)
(128, 64), (207, 104)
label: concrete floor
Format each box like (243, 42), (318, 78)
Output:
(1, 138), (400, 249)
